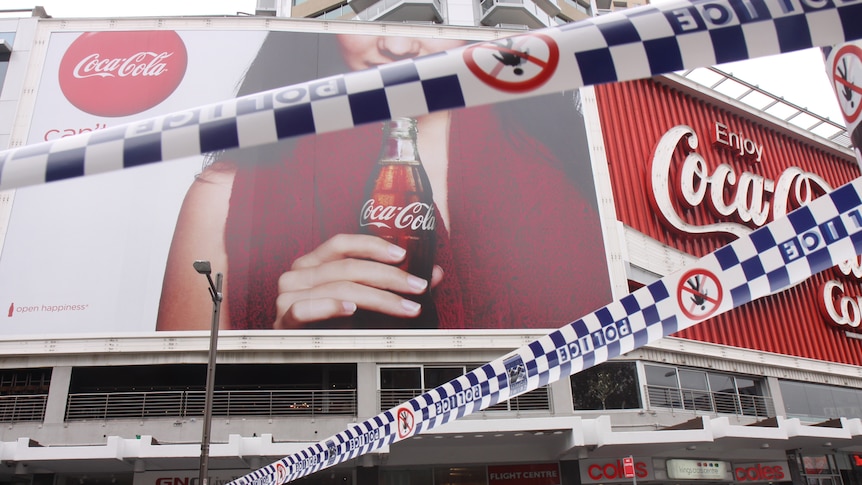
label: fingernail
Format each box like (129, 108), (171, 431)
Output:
(401, 299), (421, 314)
(342, 301), (357, 314)
(407, 275), (428, 291)
(389, 245), (407, 259)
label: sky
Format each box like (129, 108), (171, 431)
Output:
(0, 0), (848, 131)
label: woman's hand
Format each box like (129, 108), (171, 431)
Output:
(274, 233), (443, 328)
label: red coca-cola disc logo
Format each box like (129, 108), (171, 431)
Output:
(59, 31), (188, 117)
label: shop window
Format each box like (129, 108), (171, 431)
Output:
(779, 380), (862, 420)
(571, 361), (641, 410)
(803, 455), (842, 485)
(708, 373), (740, 414)
(736, 377), (770, 417)
(292, 468), (353, 485)
(66, 364), (357, 420)
(0, 367), (51, 423)
(0, 32), (12, 98)
(379, 366), (469, 409)
(382, 468), (433, 485)
(679, 369), (712, 412)
(832, 387), (862, 418)
(379, 365), (551, 412)
(380, 367), (423, 394)
(0, 368), (51, 395)
(645, 365), (683, 410)
(434, 466), (486, 485)
(644, 364), (773, 417)
(380, 466), (486, 485)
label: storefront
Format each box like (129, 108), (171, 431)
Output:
(579, 457), (795, 485)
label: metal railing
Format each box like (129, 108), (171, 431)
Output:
(66, 389), (357, 421)
(479, 0), (553, 23)
(679, 66), (850, 148)
(379, 386), (551, 413)
(0, 394), (48, 422)
(314, 2), (354, 19)
(645, 385), (775, 418)
(353, 0), (443, 21)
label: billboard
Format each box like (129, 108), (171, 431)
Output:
(593, 78), (862, 364)
(0, 26), (611, 334)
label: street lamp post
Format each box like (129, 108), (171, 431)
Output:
(194, 260), (223, 485)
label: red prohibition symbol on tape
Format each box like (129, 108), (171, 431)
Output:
(832, 43), (862, 124)
(275, 462), (287, 483)
(677, 269), (723, 321)
(396, 406), (415, 439)
(463, 33), (559, 93)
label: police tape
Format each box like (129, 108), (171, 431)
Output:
(231, 177), (862, 485)
(0, 0), (859, 190)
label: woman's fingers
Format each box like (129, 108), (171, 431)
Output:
(291, 234), (406, 269)
(273, 234), (443, 328)
(276, 281), (422, 328)
(279, 258), (429, 295)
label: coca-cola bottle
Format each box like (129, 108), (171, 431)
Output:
(356, 117), (438, 328)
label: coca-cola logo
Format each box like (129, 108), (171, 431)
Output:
(360, 199), (436, 231)
(649, 124), (832, 238)
(59, 31), (187, 117)
(820, 272), (862, 332)
(834, 255), (862, 280)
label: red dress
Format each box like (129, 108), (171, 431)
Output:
(224, 106), (611, 330)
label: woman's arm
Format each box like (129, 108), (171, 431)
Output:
(156, 164), (236, 331)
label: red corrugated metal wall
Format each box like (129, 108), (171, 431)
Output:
(594, 78), (862, 365)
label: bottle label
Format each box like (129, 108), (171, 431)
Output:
(360, 199), (436, 231)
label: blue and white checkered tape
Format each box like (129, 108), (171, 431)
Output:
(229, 179), (862, 485)
(0, 0), (859, 189)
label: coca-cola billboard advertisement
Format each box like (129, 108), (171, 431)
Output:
(0, 26), (611, 335)
(0, 28), (265, 334)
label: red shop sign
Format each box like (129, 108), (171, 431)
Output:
(488, 463), (561, 485)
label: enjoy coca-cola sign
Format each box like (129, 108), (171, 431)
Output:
(649, 123), (832, 238)
(59, 31), (187, 117)
(650, 123), (862, 335)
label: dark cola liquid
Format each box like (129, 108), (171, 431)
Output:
(360, 163), (436, 280)
(353, 161), (439, 329)
(350, 118), (438, 329)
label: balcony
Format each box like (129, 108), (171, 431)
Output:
(479, 0), (555, 29)
(645, 385), (775, 418)
(558, 0), (591, 21)
(351, 0), (445, 23)
(0, 394), (47, 423)
(65, 389), (357, 421)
